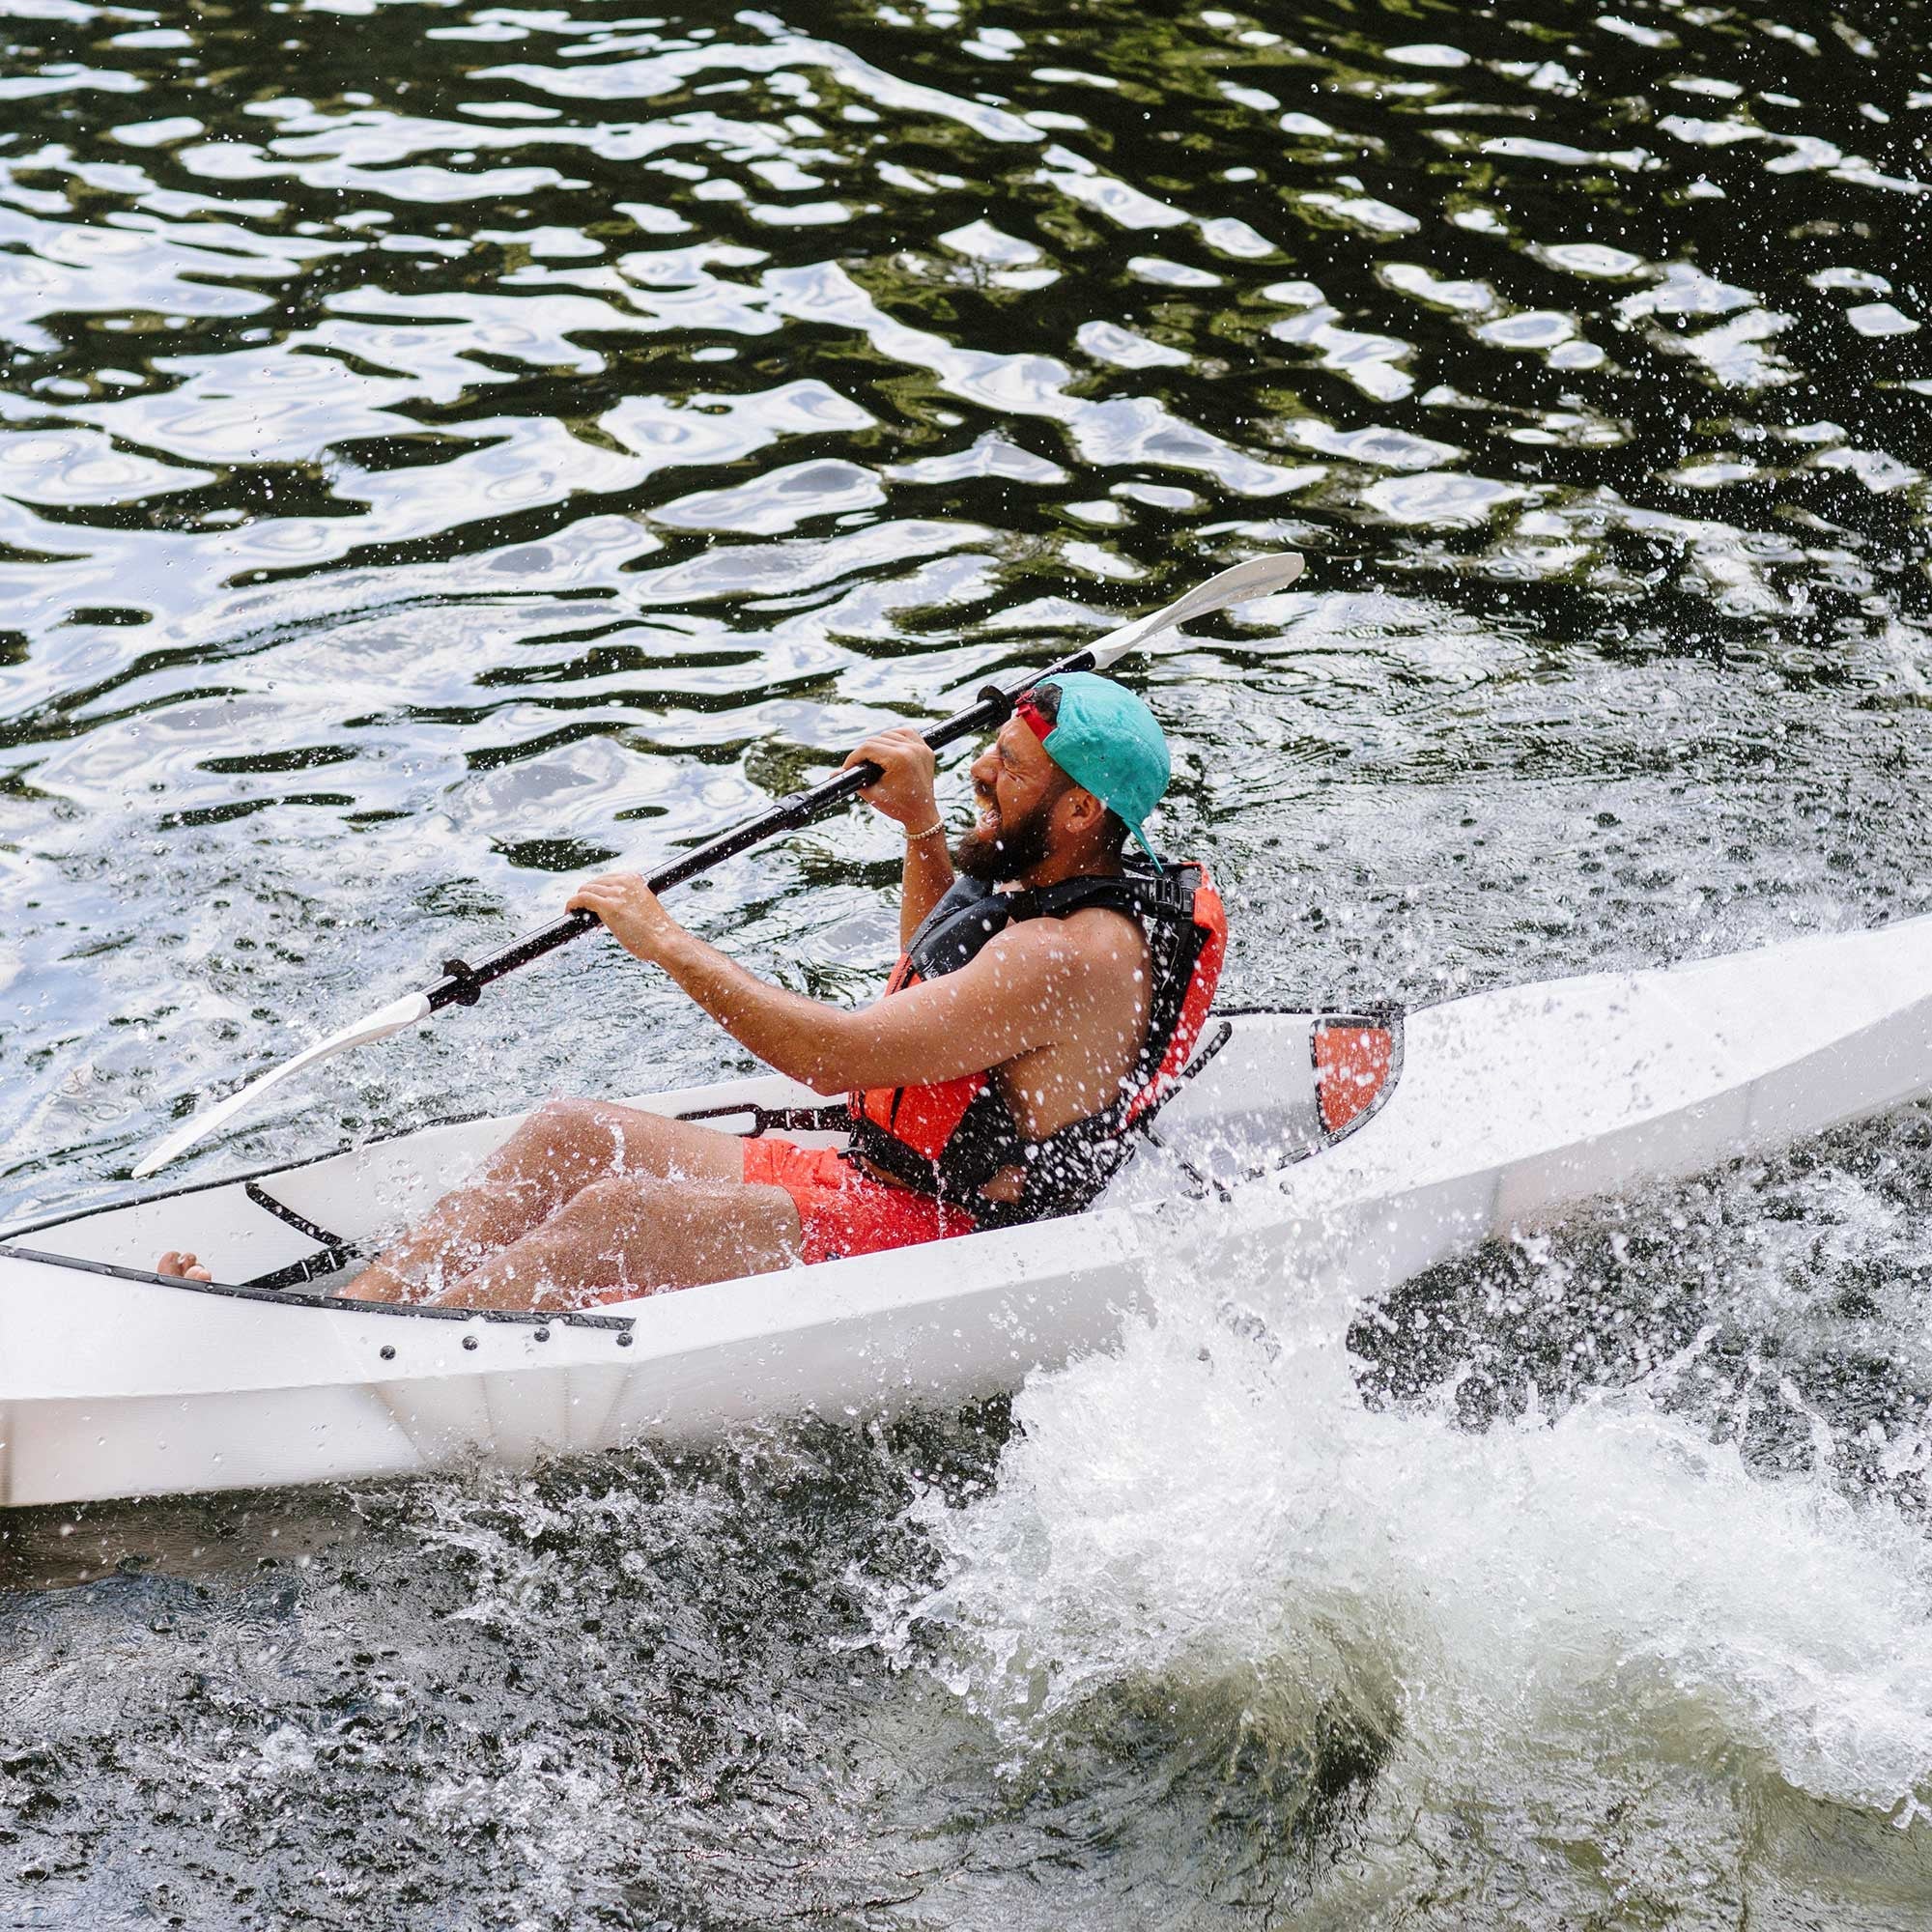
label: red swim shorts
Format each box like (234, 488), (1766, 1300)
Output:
(740, 1136), (977, 1266)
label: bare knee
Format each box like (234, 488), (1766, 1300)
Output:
(509, 1098), (658, 1171)
(519, 1096), (611, 1148)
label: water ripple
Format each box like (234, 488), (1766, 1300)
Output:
(5, 0), (1932, 1919)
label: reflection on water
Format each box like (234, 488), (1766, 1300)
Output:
(3, 0), (1932, 1922)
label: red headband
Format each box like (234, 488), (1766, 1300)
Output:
(1014, 694), (1052, 743)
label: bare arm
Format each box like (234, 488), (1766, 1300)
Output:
(660, 922), (1070, 1093)
(565, 872), (1070, 1094)
(840, 726), (954, 947)
(897, 825), (954, 948)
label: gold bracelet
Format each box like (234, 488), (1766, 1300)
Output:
(906, 818), (947, 842)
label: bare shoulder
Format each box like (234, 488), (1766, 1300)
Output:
(1011, 907), (1151, 999)
(973, 906), (1146, 978)
(1062, 902), (1151, 963)
(971, 917), (1069, 974)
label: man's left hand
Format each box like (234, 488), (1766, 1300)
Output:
(568, 872), (687, 965)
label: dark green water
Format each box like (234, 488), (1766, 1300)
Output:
(4, 0), (1932, 1922)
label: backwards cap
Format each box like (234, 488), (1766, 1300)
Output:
(1014, 670), (1171, 865)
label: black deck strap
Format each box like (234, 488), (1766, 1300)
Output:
(245, 1241), (370, 1292)
(241, 1181), (364, 1291)
(1130, 1019), (1238, 1204)
(674, 1100), (848, 1138)
(245, 1180), (350, 1250)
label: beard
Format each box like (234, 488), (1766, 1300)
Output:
(953, 791), (1057, 882)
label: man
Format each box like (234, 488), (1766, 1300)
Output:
(158, 674), (1218, 1311)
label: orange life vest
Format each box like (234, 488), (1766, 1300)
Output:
(843, 861), (1228, 1224)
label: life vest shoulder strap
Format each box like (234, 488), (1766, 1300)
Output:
(1003, 867), (1200, 932)
(897, 874), (1007, 988)
(894, 864), (1190, 990)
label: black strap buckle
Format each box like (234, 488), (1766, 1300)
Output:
(674, 1100), (849, 1138)
(242, 1182), (366, 1290)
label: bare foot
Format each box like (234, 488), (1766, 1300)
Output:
(156, 1250), (213, 1283)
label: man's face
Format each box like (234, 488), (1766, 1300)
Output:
(954, 715), (1069, 882)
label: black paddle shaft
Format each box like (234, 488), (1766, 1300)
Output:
(421, 647), (1101, 1014)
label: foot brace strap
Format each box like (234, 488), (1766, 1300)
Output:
(242, 1181), (369, 1290)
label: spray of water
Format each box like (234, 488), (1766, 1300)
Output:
(885, 1213), (1932, 1843)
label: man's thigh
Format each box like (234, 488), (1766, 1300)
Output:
(561, 1098), (757, 1187)
(662, 1179), (806, 1283)
(432, 1177), (805, 1308)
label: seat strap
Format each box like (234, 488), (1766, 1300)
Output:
(674, 1099), (849, 1137)
(245, 1180), (349, 1249)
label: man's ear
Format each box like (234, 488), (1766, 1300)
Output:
(1064, 785), (1105, 834)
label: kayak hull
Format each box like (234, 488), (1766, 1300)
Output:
(0, 1198), (1151, 1509)
(5, 911), (1932, 1508)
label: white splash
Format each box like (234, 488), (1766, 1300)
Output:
(891, 1247), (1932, 1824)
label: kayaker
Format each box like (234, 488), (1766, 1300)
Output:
(158, 673), (1224, 1310)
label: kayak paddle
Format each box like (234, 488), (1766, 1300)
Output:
(131, 551), (1305, 1179)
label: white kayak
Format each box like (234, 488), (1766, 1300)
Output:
(5, 911), (1932, 1509)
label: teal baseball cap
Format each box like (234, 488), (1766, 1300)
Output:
(1014, 670), (1171, 865)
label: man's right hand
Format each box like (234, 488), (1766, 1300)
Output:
(842, 726), (941, 831)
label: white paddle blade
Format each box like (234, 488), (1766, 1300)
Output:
(1086, 552), (1305, 670)
(131, 991), (434, 1180)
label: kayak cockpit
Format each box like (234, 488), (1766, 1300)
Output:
(0, 1007), (1404, 1296)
